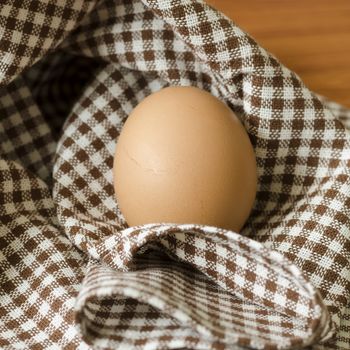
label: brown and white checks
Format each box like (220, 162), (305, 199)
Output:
(1, 0), (349, 349)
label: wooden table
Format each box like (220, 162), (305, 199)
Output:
(206, 0), (350, 108)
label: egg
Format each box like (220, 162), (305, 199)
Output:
(113, 86), (257, 232)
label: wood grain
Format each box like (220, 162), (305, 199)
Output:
(206, 0), (350, 107)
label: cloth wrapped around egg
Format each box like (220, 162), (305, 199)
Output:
(0, 0), (350, 349)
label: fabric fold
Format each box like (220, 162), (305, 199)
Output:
(52, 1), (350, 348)
(0, 0), (98, 87)
(74, 224), (332, 349)
(1, 0), (350, 349)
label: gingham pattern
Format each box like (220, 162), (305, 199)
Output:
(23, 50), (103, 141)
(0, 76), (56, 184)
(1, 0), (350, 349)
(320, 96), (350, 131)
(0, 0), (97, 86)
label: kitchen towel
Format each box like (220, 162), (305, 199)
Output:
(1, 0), (350, 349)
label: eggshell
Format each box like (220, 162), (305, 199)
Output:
(113, 86), (257, 232)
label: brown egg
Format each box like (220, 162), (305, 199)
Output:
(113, 86), (257, 232)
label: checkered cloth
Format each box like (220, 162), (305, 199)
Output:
(1, 0), (350, 349)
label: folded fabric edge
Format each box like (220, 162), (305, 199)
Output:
(85, 222), (335, 347)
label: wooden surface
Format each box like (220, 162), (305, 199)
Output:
(206, 0), (350, 108)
